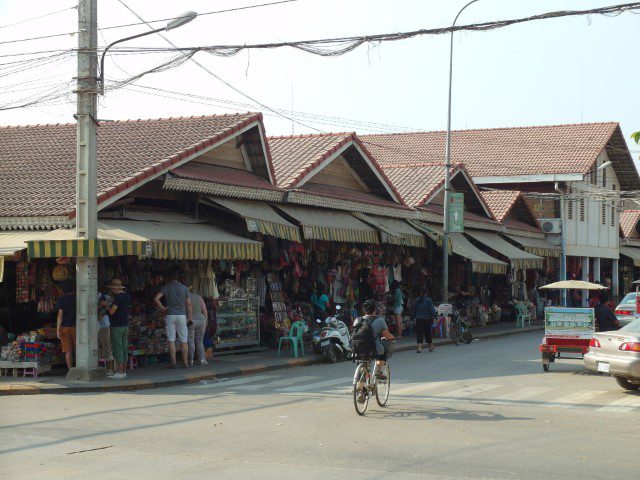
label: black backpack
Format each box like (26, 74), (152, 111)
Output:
(351, 316), (377, 358)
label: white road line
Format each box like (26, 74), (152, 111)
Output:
(439, 384), (502, 398)
(597, 395), (640, 413)
(542, 390), (607, 408)
(494, 386), (554, 402)
(277, 378), (349, 393)
(233, 376), (318, 391)
(187, 375), (280, 389)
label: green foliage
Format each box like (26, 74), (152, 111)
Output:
(632, 131), (640, 144)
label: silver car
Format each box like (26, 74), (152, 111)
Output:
(614, 292), (637, 327)
(584, 318), (640, 391)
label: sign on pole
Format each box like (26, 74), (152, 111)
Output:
(448, 192), (464, 232)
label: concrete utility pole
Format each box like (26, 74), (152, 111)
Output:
(69, 0), (102, 381)
(443, 0), (479, 304)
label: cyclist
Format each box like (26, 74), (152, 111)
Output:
(354, 299), (396, 378)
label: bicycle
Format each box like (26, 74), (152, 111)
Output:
(449, 311), (472, 345)
(352, 340), (393, 415)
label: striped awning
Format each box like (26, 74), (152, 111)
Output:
(620, 246), (640, 267)
(276, 205), (379, 244)
(26, 222), (149, 258)
(208, 197), (301, 242)
(423, 223), (507, 275)
(352, 213), (425, 248)
(505, 234), (561, 258)
(466, 230), (544, 270)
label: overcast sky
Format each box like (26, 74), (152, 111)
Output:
(0, 0), (638, 154)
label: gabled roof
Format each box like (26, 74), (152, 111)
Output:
(620, 210), (640, 239)
(481, 190), (523, 223)
(0, 113), (270, 221)
(361, 123), (640, 190)
(268, 132), (401, 203)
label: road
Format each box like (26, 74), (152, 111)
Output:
(1, 331), (638, 480)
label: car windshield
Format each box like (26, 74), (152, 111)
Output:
(620, 318), (640, 333)
(619, 292), (637, 304)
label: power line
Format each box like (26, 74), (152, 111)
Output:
(0, 3), (77, 30)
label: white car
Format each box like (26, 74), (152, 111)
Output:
(614, 292), (637, 327)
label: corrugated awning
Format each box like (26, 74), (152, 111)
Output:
(620, 246), (640, 267)
(276, 205), (378, 244)
(208, 197), (301, 242)
(467, 230), (543, 270)
(505, 234), (560, 258)
(352, 213), (425, 248)
(27, 213), (262, 261)
(0, 230), (49, 256)
(425, 223), (507, 275)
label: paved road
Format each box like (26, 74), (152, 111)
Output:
(1, 331), (638, 480)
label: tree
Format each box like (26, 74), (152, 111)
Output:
(633, 131), (640, 145)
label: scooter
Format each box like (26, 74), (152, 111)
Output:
(312, 306), (352, 363)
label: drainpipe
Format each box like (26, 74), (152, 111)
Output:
(555, 182), (567, 306)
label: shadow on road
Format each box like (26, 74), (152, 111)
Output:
(367, 405), (532, 422)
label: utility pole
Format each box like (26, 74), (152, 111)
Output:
(68, 0), (102, 381)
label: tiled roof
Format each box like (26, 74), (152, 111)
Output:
(0, 113), (265, 218)
(419, 204), (501, 228)
(361, 122), (635, 183)
(620, 210), (640, 238)
(481, 190), (522, 223)
(503, 219), (543, 234)
(171, 162), (283, 192)
(294, 183), (409, 210)
(268, 132), (402, 203)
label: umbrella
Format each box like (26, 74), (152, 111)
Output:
(540, 280), (607, 290)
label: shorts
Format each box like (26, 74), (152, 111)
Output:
(165, 315), (188, 343)
(393, 306), (403, 315)
(98, 327), (113, 361)
(59, 326), (76, 353)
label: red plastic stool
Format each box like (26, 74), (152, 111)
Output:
(128, 356), (138, 370)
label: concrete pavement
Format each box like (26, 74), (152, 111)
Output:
(1, 330), (638, 480)
(0, 323), (542, 395)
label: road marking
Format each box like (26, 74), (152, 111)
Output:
(277, 378), (349, 392)
(393, 381), (454, 396)
(187, 375), (280, 389)
(439, 384), (502, 398)
(597, 395), (640, 412)
(494, 387), (554, 401)
(542, 391), (607, 408)
(233, 376), (318, 391)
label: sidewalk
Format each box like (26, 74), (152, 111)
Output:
(0, 323), (542, 395)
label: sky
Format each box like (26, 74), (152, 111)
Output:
(0, 0), (638, 154)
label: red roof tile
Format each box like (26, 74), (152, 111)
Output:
(360, 123), (638, 188)
(480, 190), (522, 223)
(620, 210), (640, 238)
(171, 162), (283, 191)
(268, 132), (403, 205)
(0, 113), (265, 217)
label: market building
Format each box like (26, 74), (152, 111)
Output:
(618, 209), (640, 294)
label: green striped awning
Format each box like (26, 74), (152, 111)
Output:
(276, 205), (379, 244)
(208, 197), (301, 242)
(28, 239), (146, 258)
(353, 213), (425, 248)
(153, 240), (262, 261)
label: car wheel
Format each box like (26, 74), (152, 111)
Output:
(614, 376), (640, 391)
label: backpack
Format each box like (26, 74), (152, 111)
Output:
(351, 316), (377, 358)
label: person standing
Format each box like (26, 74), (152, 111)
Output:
(102, 279), (130, 380)
(55, 281), (76, 369)
(594, 291), (620, 332)
(154, 267), (192, 369)
(391, 280), (404, 339)
(97, 290), (114, 375)
(310, 285), (329, 320)
(188, 285), (208, 366)
(413, 288), (436, 353)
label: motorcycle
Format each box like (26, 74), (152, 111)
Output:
(312, 306), (352, 363)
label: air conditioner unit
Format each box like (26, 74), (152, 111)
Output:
(540, 218), (562, 234)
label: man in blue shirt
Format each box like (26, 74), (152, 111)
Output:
(413, 288), (437, 353)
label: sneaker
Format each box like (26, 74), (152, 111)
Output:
(111, 372), (126, 380)
(200, 359), (208, 365)
(106, 371), (117, 378)
(188, 360), (194, 366)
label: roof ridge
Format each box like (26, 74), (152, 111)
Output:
(360, 121), (619, 137)
(267, 132), (354, 140)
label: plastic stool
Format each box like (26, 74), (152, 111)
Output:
(99, 358), (106, 368)
(128, 356), (138, 370)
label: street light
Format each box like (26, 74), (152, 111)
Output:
(442, 0), (479, 304)
(98, 11), (197, 94)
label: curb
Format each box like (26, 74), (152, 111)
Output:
(0, 326), (542, 395)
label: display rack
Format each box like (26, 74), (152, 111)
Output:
(215, 297), (259, 349)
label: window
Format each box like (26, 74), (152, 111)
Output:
(579, 199), (585, 221)
(602, 168), (607, 188)
(611, 204), (615, 227)
(601, 202), (606, 225)
(567, 200), (573, 220)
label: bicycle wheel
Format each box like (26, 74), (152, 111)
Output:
(452, 333), (461, 345)
(375, 362), (391, 407)
(353, 363), (369, 415)
(462, 330), (473, 344)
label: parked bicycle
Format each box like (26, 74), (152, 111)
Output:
(450, 310), (473, 345)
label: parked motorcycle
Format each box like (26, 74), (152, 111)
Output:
(312, 306), (352, 363)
